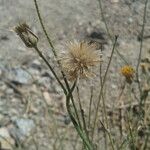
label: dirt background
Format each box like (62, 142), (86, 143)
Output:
(0, 0), (150, 150)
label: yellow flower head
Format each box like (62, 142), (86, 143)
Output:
(60, 41), (102, 81)
(121, 65), (134, 83)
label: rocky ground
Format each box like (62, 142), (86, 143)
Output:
(0, 0), (150, 150)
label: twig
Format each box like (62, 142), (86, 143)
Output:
(116, 101), (150, 110)
(136, 0), (149, 98)
(33, 0), (82, 127)
(99, 62), (108, 150)
(66, 81), (94, 150)
(76, 86), (89, 140)
(92, 36), (118, 150)
(88, 86), (93, 129)
(33, 0), (56, 56)
(97, 0), (128, 65)
(126, 112), (136, 150)
(33, 45), (67, 94)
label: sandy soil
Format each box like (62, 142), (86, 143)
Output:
(0, 0), (149, 149)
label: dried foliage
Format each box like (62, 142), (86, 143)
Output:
(60, 41), (102, 81)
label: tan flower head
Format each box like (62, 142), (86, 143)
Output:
(14, 22), (38, 48)
(60, 41), (102, 81)
(15, 23), (29, 33)
(121, 65), (135, 83)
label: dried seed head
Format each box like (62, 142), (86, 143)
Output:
(121, 65), (134, 84)
(14, 22), (38, 48)
(60, 41), (102, 81)
(140, 58), (150, 74)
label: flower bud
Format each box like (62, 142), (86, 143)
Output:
(15, 23), (38, 48)
(121, 65), (134, 84)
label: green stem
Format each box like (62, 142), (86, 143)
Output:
(136, 0), (148, 98)
(34, 45), (82, 149)
(97, 0), (128, 65)
(100, 63), (108, 150)
(64, 79), (82, 129)
(66, 82), (94, 150)
(88, 87), (93, 129)
(33, 45), (67, 94)
(126, 112), (136, 150)
(92, 36), (118, 150)
(77, 86), (89, 139)
(33, 0), (57, 57)
(33, 0), (82, 127)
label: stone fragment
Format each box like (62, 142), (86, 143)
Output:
(8, 118), (35, 143)
(0, 127), (15, 150)
(7, 68), (32, 84)
(43, 91), (52, 106)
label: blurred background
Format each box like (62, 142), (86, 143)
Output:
(0, 0), (149, 149)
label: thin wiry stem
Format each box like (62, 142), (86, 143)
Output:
(76, 86), (90, 150)
(92, 36), (118, 150)
(66, 82), (94, 150)
(97, 0), (128, 65)
(100, 63), (108, 150)
(33, 45), (67, 94)
(70, 87), (82, 129)
(99, 120), (115, 149)
(33, 0), (82, 128)
(76, 86), (89, 139)
(42, 91), (64, 149)
(0, 135), (16, 150)
(34, 44), (82, 131)
(34, 46), (81, 129)
(33, 0), (57, 56)
(63, 76), (82, 129)
(126, 112), (136, 150)
(32, 135), (39, 150)
(142, 133), (149, 150)
(136, 0), (148, 97)
(88, 86), (93, 129)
